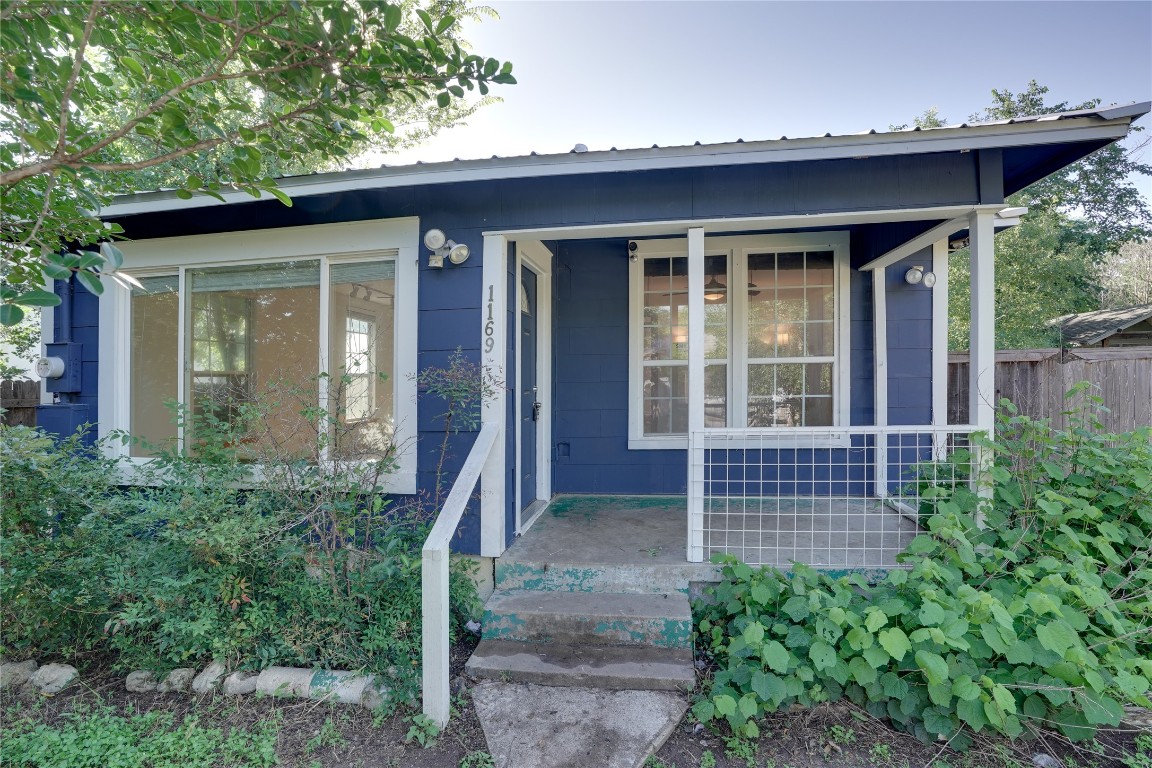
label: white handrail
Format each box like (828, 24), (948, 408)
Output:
(421, 422), (499, 727)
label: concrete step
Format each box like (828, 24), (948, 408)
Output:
(495, 558), (721, 596)
(482, 590), (693, 649)
(465, 639), (695, 691)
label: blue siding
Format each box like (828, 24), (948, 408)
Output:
(46, 156), (979, 554)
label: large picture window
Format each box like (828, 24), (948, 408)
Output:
(107, 219), (419, 491)
(629, 233), (849, 448)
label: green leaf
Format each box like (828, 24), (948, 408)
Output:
(743, 622), (764, 646)
(782, 595), (810, 622)
(16, 289), (61, 307)
(877, 627), (911, 661)
(951, 676), (980, 702)
(1005, 641), (1034, 665)
(75, 270), (104, 296)
(918, 601), (946, 626)
(435, 91), (450, 108)
(761, 641), (790, 674)
(957, 698), (987, 732)
(1035, 621), (1078, 657)
(864, 608), (887, 632)
(862, 645), (889, 669)
(915, 651), (949, 686)
(848, 656), (877, 685)
(738, 693), (758, 719)
(692, 699), (715, 722)
(713, 694), (736, 717)
(0, 303), (26, 326)
(120, 56), (146, 77)
(991, 683), (1017, 714)
(880, 672), (908, 699)
(809, 640), (837, 671)
(1079, 691), (1124, 726)
(99, 242), (125, 271)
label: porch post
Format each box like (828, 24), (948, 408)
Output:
(480, 234), (508, 556)
(931, 239), (950, 458)
(687, 227), (706, 562)
(968, 210), (996, 506)
(872, 267), (888, 497)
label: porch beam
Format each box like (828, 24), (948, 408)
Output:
(858, 217), (968, 272)
(480, 234), (508, 557)
(969, 210), (996, 505)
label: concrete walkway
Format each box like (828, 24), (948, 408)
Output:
(472, 681), (687, 768)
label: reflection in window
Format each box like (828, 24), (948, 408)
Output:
(130, 276), (179, 457)
(329, 262), (395, 460)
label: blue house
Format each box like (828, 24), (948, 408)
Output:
(38, 102), (1148, 720)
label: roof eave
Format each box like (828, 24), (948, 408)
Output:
(99, 109), (1148, 218)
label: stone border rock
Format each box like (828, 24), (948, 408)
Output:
(0, 659), (78, 696)
(125, 662), (389, 709)
(2, 656), (390, 709)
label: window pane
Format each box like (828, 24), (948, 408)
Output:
(130, 277), (179, 457)
(643, 364), (687, 435)
(705, 363), (726, 428)
(188, 261), (320, 457)
(330, 262), (395, 460)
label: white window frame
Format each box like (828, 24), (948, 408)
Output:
(628, 232), (851, 450)
(98, 217), (420, 494)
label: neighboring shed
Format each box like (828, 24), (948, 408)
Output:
(1052, 304), (1152, 347)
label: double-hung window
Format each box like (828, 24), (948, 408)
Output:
(103, 219), (418, 492)
(628, 232), (850, 448)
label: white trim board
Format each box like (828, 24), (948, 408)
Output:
(100, 114), (1141, 217)
(517, 240), (554, 529)
(97, 217), (420, 494)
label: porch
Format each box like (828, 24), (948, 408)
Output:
(508, 492), (920, 575)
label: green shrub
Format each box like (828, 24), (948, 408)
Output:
(694, 397), (1151, 748)
(0, 370), (481, 704)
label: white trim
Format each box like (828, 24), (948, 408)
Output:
(38, 303), (54, 404)
(931, 239), (949, 428)
(99, 218), (419, 493)
(859, 217), (969, 272)
(479, 234), (508, 557)
(628, 232), (851, 450)
(517, 240), (554, 523)
(486, 204), (1005, 242)
(968, 210), (996, 510)
(101, 115), (1140, 217)
(872, 267), (888, 496)
(687, 228), (706, 438)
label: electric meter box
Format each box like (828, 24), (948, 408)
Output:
(42, 342), (82, 393)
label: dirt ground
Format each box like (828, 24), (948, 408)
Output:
(2, 639), (1147, 768)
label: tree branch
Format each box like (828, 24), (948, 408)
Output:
(56, 1), (103, 156)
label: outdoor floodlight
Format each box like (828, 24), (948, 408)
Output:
(424, 229), (471, 268)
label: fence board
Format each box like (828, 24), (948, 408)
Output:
(947, 347), (1152, 432)
(1, 380), (40, 428)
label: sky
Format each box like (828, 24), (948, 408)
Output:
(381, 0), (1152, 201)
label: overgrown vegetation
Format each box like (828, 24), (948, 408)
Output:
(694, 395), (1151, 749)
(0, 702), (279, 768)
(0, 358), (488, 705)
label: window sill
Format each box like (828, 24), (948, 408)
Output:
(630, 433), (851, 451)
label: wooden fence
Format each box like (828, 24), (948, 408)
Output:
(1, 379), (40, 428)
(948, 346), (1152, 433)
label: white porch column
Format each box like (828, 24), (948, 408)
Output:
(872, 267), (888, 497)
(686, 227), (706, 562)
(931, 239), (951, 460)
(968, 210), (996, 505)
(480, 234), (508, 556)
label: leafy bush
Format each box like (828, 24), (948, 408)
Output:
(694, 397), (1151, 748)
(0, 368), (482, 704)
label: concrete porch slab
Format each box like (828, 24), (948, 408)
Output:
(472, 681), (687, 768)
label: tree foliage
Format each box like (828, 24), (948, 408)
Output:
(1096, 239), (1152, 308)
(0, 0), (515, 324)
(942, 81), (1152, 349)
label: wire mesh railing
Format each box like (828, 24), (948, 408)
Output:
(687, 426), (979, 568)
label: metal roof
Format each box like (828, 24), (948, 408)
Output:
(1051, 303), (1152, 346)
(100, 101), (1150, 217)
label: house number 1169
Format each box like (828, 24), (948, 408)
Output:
(484, 285), (495, 353)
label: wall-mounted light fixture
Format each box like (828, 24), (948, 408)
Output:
(424, 229), (471, 269)
(904, 266), (936, 288)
